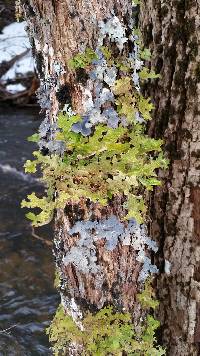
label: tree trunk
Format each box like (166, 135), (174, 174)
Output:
(140, 1), (200, 355)
(22, 0), (147, 333)
(22, 0), (200, 355)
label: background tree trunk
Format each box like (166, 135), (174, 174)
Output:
(140, 1), (200, 355)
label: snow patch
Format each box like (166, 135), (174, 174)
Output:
(6, 83), (26, 93)
(0, 21), (35, 91)
(0, 22), (31, 62)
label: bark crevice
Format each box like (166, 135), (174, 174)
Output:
(140, 1), (200, 354)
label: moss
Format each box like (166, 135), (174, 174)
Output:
(68, 48), (98, 69)
(54, 269), (61, 289)
(22, 30), (168, 226)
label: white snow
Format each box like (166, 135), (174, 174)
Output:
(2, 51), (34, 80)
(0, 22), (30, 62)
(0, 21), (35, 89)
(6, 83), (26, 93)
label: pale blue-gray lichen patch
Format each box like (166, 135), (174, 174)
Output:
(24, 13), (165, 283)
(98, 16), (128, 51)
(63, 216), (158, 281)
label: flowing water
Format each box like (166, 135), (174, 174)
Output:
(0, 108), (59, 355)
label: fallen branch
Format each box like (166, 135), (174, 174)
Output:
(0, 48), (30, 78)
(0, 75), (39, 104)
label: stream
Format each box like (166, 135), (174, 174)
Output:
(0, 108), (59, 355)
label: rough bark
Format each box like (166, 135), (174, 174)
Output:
(55, 199), (141, 313)
(140, 1), (200, 355)
(23, 0), (132, 116)
(22, 0), (142, 324)
(22, 0), (200, 355)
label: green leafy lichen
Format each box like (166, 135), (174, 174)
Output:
(137, 279), (159, 310)
(68, 48), (98, 69)
(54, 269), (61, 289)
(47, 281), (165, 355)
(22, 20), (168, 227)
(22, 10), (167, 356)
(27, 133), (40, 142)
(22, 113), (167, 225)
(139, 68), (160, 81)
(132, 0), (141, 6)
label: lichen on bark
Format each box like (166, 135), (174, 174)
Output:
(19, 0), (181, 354)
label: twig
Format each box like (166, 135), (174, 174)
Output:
(31, 226), (53, 247)
(0, 324), (18, 334)
(0, 35), (28, 41)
